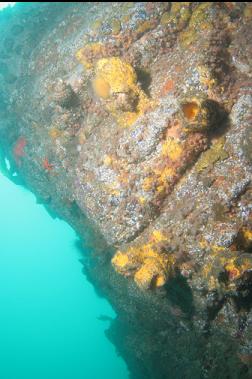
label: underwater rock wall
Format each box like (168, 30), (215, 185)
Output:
(0, 2), (252, 378)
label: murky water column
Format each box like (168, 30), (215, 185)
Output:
(0, 173), (129, 379)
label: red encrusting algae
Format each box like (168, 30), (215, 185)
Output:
(42, 158), (54, 171)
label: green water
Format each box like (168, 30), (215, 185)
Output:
(0, 173), (129, 379)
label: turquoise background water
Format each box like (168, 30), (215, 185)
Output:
(0, 173), (129, 379)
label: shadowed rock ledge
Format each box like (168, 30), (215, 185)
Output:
(0, 2), (252, 378)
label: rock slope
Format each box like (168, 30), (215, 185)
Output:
(0, 3), (251, 378)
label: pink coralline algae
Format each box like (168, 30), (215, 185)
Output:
(13, 137), (27, 165)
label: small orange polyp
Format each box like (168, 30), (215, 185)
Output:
(181, 101), (199, 120)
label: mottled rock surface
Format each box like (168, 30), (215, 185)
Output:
(0, 2), (251, 378)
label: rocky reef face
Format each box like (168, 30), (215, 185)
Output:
(0, 2), (252, 378)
